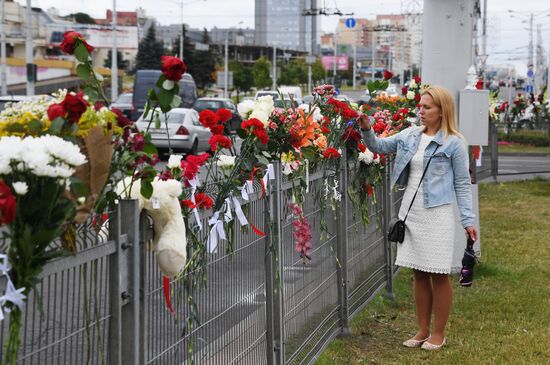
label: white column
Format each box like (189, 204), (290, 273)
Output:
(25, 0), (34, 95)
(111, 0), (118, 102)
(0, 0), (7, 95)
(421, 0), (476, 96)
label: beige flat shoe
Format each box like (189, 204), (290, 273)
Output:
(421, 338), (446, 350)
(402, 336), (430, 348)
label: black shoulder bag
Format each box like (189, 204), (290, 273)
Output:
(388, 145), (439, 243)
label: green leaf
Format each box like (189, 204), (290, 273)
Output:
(5, 123), (25, 133)
(84, 86), (99, 101)
(255, 154), (269, 165)
(76, 63), (90, 81)
(261, 151), (272, 158)
(49, 117), (65, 134)
(170, 95), (182, 109)
(157, 89), (174, 112)
(236, 128), (247, 139)
(301, 146), (316, 161)
(156, 74), (167, 88)
(70, 176), (90, 198)
(143, 142), (158, 155)
(74, 43), (90, 63)
(140, 179), (153, 199)
(28, 119), (43, 134)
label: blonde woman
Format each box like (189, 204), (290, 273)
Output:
(358, 86), (477, 350)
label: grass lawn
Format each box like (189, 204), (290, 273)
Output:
(316, 179), (550, 365)
(498, 144), (549, 154)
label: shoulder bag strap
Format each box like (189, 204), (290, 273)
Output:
(403, 144), (440, 223)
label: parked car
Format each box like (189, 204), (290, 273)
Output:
(110, 92), (133, 119)
(278, 86), (303, 104)
(302, 95), (314, 104)
(255, 90), (279, 100)
(192, 97), (241, 132)
(273, 99), (299, 108)
(0, 95), (53, 112)
(132, 70), (197, 120)
(135, 108), (211, 154)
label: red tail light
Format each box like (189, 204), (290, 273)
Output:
(176, 126), (189, 135)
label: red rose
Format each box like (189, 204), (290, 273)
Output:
(180, 199), (196, 210)
(0, 180), (16, 225)
(208, 134), (232, 151)
(216, 108), (233, 123)
(131, 133), (145, 152)
(199, 109), (219, 128)
(323, 148), (340, 159)
(47, 103), (66, 120)
(383, 70), (394, 80)
(158, 170), (173, 181)
(414, 93), (421, 102)
(60, 31), (94, 55)
(161, 55), (186, 81)
(61, 91), (89, 123)
(475, 79), (483, 90)
(401, 86), (408, 95)
(414, 75), (421, 84)
(194, 192), (213, 209)
(112, 108), (133, 129)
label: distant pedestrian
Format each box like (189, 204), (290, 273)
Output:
(358, 86), (477, 350)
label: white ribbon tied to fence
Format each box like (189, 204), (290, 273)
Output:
(207, 211), (226, 253)
(231, 195), (249, 226)
(224, 197), (233, 223)
(262, 163), (276, 192)
(188, 176), (203, 231)
(0, 254), (26, 321)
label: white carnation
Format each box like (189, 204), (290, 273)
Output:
(167, 154), (183, 169)
(237, 100), (255, 119)
(406, 91), (415, 100)
(12, 181), (28, 195)
(217, 155), (236, 168)
(358, 149), (374, 164)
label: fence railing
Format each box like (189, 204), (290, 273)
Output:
(0, 159), (402, 365)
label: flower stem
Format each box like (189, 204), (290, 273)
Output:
(3, 307), (22, 365)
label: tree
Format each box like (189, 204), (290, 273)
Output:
(311, 59), (325, 83)
(230, 60), (253, 102)
(252, 57), (272, 90)
(278, 59), (307, 86)
(172, 25), (194, 63)
(187, 28), (217, 94)
(65, 12), (96, 24)
(104, 50), (129, 70)
(135, 24), (164, 70)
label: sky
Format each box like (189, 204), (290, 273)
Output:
(30, 0), (550, 76)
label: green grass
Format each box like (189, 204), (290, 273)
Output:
(316, 180), (550, 365)
(498, 144), (549, 154)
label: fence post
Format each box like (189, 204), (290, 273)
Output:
(382, 164), (396, 302)
(490, 121), (498, 181)
(138, 212), (150, 365)
(108, 200), (141, 365)
(335, 152), (350, 336)
(264, 162), (285, 365)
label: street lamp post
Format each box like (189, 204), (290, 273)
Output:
(25, 0), (34, 95)
(1, 0), (7, 95)
(224, 21), (243, 98)
(111, 0), (118, 102)
(272, 45), (276, 90)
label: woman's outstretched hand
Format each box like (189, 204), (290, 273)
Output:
(358, 113), (372, 131)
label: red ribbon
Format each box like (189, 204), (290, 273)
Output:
(249, 167), (267, 198)
(250, 222), (266, 237)
(163, 276), (174, 314)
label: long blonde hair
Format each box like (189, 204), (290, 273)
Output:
(421, 86), (465, 142)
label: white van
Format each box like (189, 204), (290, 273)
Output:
(278, 86), (303, 104)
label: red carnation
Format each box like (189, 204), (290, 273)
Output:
(383, 70), (394, 80)
(323, 148), (340, 159)
(414, 75), (421, 84)
(372, 121), (387, 134)
(253, 128), (269, 144)
(216, 108), (232, 123)
(60, 31), (94, 55)
(47, 103), (66, 121)
(180, 199), (196, 210)
(241, 118), (264, 130)
(342, 127), (361, 143)
(209, 124), (225, 135)
(365, 184), (374, 197)
(208, 134), (232, 151)
(61, 91), (89, 123)
(358, 143), (367, 153)
(161, 55), (186, 81)
(181, 152), (210, 180)
(130, 133), (145, 152)
(0, 180), (16, 225)
(194, 192), (213, 209)
(341, 107), (358, 120)
(199, 109), (219, 128)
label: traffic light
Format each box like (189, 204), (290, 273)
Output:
(26, 63), (37, 82)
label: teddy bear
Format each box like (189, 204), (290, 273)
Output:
(117, 177), (187, 277)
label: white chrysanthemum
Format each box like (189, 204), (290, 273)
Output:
(249, 110), (270, 127)
(217, 155), (236, 168)
(406, 90), (415, 100)
(237, 100), (255, 119)
(167, 154), (183, 169)
(358, 149), (374, 164)
(12, 181), (28, 195)
(39, 135), (87, 167)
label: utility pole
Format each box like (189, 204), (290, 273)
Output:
(111, 0), (118, 102)
(179, 1), (184, 60)
(1, 0), (7, 95)
(371, 31), (375, 82)
(224, 35), (228, 97)
(481, 0), (487, 89)
(25, 0), (34, 95)
(333, 29), (337, 81)
(352, 29), (357, 90)
(272, 45), (276, 90)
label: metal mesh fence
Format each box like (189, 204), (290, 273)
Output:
(0, 213), (113, 365)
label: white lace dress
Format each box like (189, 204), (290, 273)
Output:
(395, 133), (458, 274)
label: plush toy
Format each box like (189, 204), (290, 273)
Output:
(117, 177), (187, 277)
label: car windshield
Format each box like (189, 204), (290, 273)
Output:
(140, 111), (186, 124)
(273, 100), (298, 108)
(194, 100), (223, 110)
(256, 92), (279, 99)
(115, 94), (132, 104)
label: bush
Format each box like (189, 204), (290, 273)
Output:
(498, 130), (549, 146)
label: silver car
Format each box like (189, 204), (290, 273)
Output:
(135, 108), (211, 154)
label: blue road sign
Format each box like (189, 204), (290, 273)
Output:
(345, 18), (356, 29)
(334, 88), (340, 96)
(527, 69), (534, 78)
(525, 85), (533, 93)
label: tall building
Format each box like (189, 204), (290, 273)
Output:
(254, 0), (320, 52)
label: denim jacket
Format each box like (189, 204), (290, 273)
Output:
(362, 126), (475, 228)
